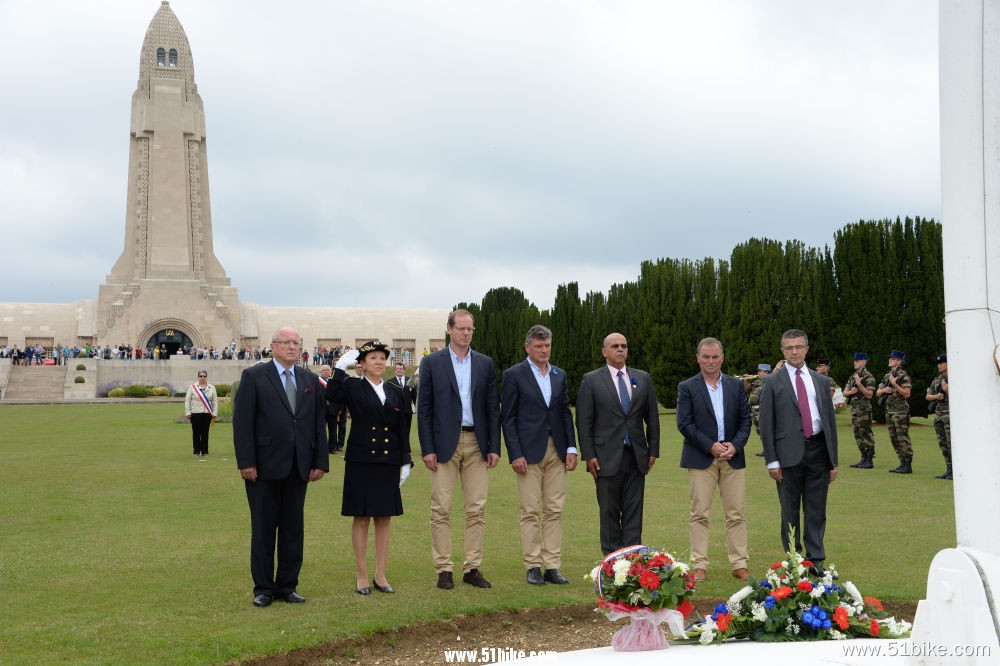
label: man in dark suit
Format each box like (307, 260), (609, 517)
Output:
(676, 337), (752, 582)
(386, 361), (417, 435)
(417, 309), (501, 590)
(759, 328), (839, 571)
(233, 327), (329, 607)
(501, 325), (578, 586)
(576, 332), (660, 556)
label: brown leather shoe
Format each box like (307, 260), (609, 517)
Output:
(693, 568), (707, 581)
(732, 568), (750, 581)
(436, 571), (454, 589)
(462, 568), (492, 588)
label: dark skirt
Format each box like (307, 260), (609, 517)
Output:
(341, 461), (404, 517)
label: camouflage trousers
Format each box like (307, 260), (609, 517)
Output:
(751, 409), (761, 438)
(886, 412), (912, 462)
(935, 414), (951, 463)
(850, 407), (875, 455)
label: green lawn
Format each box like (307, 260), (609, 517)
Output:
(0, 403), (954, 664)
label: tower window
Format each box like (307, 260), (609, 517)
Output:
(169, 49), (178, 68)
(157, 48), (165, 67)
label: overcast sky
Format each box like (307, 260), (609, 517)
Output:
(0, 1), (940, 309)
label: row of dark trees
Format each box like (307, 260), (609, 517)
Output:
(454, 216), (945, 420)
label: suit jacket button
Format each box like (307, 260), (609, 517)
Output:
(371, 438), (376, 443)
(371, 450), (376, 454)
(384, 427), (389, 431)
(384, 438), (389, 443)
(371, 426), (376, 430)
(384, 450), (388, 454)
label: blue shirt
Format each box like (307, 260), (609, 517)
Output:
(704, 377), (726, 442)
(273, 360), (296, 392)
(449, 345), (474, 427)
(527, 358), (552, 407)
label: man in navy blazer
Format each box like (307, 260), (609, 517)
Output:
(233, 327), (328, 607)
(501, 325), (578, 586)
(417, 309), (501, 590)
(576, 332), (660, 556)
(759, 329), (839, 571)
(676, 337), (752, 582)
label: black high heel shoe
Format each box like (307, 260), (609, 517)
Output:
(356, 585), (371, 595)
(372, 578), (394, 594)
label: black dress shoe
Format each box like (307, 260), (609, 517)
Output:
(283, 592), (307, 603)
(436, 571), (454, 589)
(356, 586), (371, 595)
(526, 567), (545, 586)
(252, 594), (272, 607)
(373, 578), (395, 593)
(543, 568), (569, 584)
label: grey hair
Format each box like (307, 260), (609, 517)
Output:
(781, 329), (809, 346)
(525, 325), (552, 344)
(697, 337), (724, 355)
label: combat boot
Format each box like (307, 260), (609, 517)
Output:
(890, 460), (912, 474)
(849, 455), (866, 468)
(936, 464), (953, 480)
(857, 453), (874, 469)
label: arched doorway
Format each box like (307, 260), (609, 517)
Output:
(146, 329), (194, 359)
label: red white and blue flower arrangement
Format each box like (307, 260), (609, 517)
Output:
(690, 549), (912, 644)
(587, 545), (697, 651)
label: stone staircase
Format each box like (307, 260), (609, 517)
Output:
(2, 365), (67, 400)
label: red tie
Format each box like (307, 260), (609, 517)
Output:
(795, 369), (814, 438)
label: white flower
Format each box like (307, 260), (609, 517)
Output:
(839, 602), (856, 617)
(673, 561), (689, 574)
(784, 618), (800, 635)
(766, 571), (782, 587)
(810, 585), (826, 598)
(844, 581), (864, 607)
(614, 570), (628, 586)
(589, 565), (601, 583)
(612, 558), (630, 574)
(796, 563), (808, 577)
(699, 617), (718, 645)
(826, 563), (839, 579)
(751, 602), (768, 621)
(829, 629), (847, 640)
(881, 617), (912, 637)
(727, 585), (754, 612)
(821, 572), (834, 586)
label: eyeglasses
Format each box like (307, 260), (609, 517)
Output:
(273, 340), (302, 347)
(782, 345), (808, 351)
(198, 374), (207, 378)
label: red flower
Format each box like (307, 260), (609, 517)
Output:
(715, 612), (732, 632)
(797, 580), (813, 592)
(602, 560), (615, 577)
(598, 598), (607, 609)
(772, 586), (793, 600)
(801, 560), (813, 568)
(833, 606), (849, 630)
(864, 596), (884, 612)
(770, 562), (783, 570)
(683, 572), (697, 590)
(639, 570), (661, 590)
(870, 620), (880, 637)
(629, 561), (647, 576)
(648, 553), (672, 569)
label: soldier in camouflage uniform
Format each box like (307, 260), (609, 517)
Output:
(875, 350), (913, 474)
(926, 354), (951, 480)
(842, 352), (877, 468)
(747, 364), (770, 456)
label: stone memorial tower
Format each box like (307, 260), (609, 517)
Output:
(97, 1), (240, 354)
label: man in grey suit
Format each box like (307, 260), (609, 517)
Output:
(759, 328), (839, 571)
(576, 332), (660, 555)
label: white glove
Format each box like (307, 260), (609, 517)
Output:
(399, 462), (412, 487)
(335, 349), (360, 371)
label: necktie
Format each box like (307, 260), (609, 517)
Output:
(284, 369), (296, 412)
(617, 370), (632, 445)
(795, 368), (813, 438)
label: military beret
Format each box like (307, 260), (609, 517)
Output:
(936, 354), (947, 363)
(890, 350), (906, 360)
(854, 352), (868, 360)
(757, 363), (771, 371)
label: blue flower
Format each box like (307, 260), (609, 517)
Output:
(759, 581), (773, 589)
(712, 602), (728, 619)
(764, 595), (775, 609)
